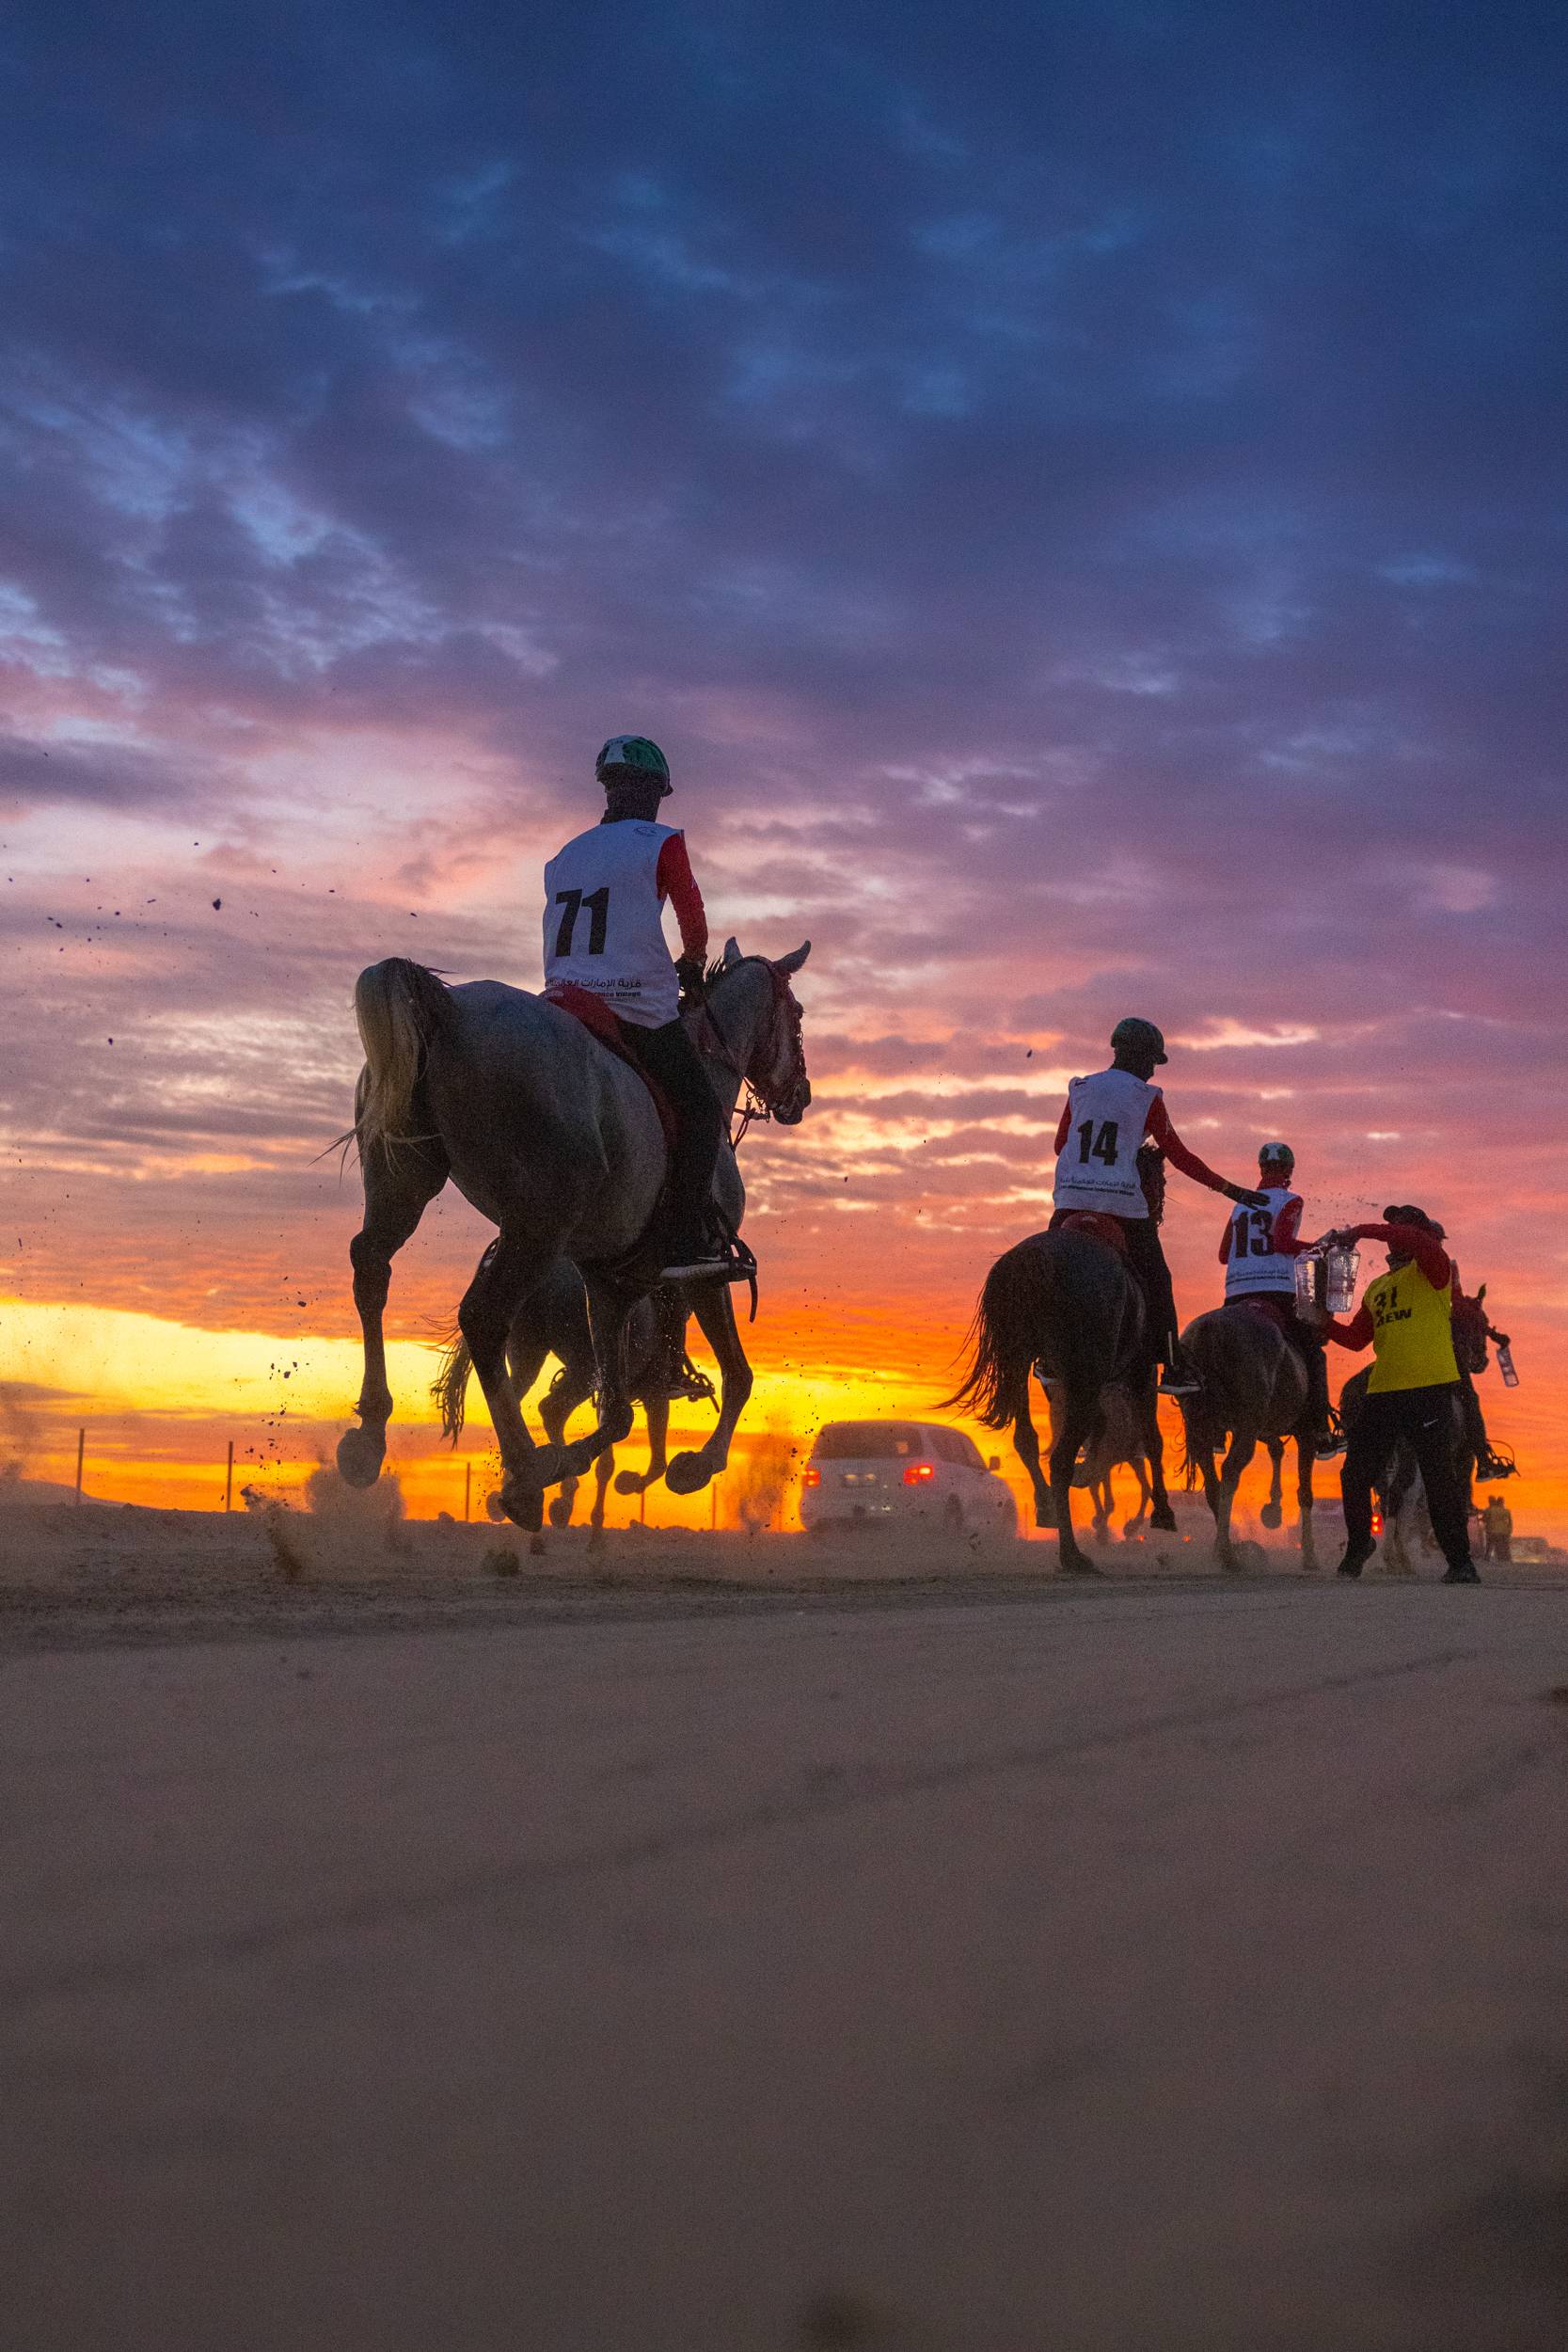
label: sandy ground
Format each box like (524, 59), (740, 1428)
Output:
(3, 1504), (1566, 2352)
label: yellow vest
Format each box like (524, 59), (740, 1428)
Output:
(1364, 1259), (1459, 1393)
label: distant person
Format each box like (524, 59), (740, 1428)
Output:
(543, 735), (727, 1280)
(1217, 1140), (1337, 1451)
(1051, 1018), (1269, 1395)
(1481, 1494), (1513, 1562)
(1308, 1206), (1480, 1583)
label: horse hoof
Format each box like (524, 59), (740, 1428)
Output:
(1035, 1501), (1059, 1530)
(612, 1469), (644, 1497)
(587, 1525), (605, 1555)
(336, 1427), (384, 1489)
(500, 1476), (545, 1534)
(528, 1532), (546, 1558)
(1149, 1506), (1178, 1533)
(547, 1496), (573, 1529)
(1260, 1502), (1283, 1531)
(665, 1451), (712, 1496)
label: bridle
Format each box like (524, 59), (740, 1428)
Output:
(693, 958), (809, 1148)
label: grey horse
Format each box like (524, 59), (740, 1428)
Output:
(337, 939), (810, 1530)
(1176, 1306), (1320, 1571)
(946, 1226), (1177, 1574)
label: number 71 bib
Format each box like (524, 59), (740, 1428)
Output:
(542, 818), (681, 1030)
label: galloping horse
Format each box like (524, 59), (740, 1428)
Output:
(337, 939), (810, 1530)
(433, 1263), (711, 1542)
(1176, 1304), (1320, 1571)
(947, 1224), (1176, 1574)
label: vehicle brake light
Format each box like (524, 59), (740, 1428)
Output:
(802, 1467), (821, 1487)
(1370, 1508), (1383, 1535)
(903, 1462), (935, 1485)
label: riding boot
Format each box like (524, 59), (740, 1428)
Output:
(1304, 1340), (1339, 1454)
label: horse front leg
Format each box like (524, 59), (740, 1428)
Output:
(1260, 1438), (1286, 1532)
(338, 1140), (448, 1488)
(665, 1285), (750, 1495)
(538, 1371), (591, 1530)
(1012, 1392), (1053, 1529)
(542, 1280), (637, 1486)
(1051, 1390), (1101, 1575)
(1136, 1378), (1177, 1533)
(1297, 1435), (1318, 1570)
(458, 1233), (562, 1533)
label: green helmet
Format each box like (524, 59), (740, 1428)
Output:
(1110, 1016), (1167, 1066)
(1259, 1139), (1295, 1171)
(595, 735), (671, 794)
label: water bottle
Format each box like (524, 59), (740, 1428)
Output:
(1293, 1254), (1323, 1315)
(1324, 1246), (1360, 1316)
(1497, 1342), (1519, 1389)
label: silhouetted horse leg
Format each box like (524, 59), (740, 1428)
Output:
(1051, 1388), (1102, 1575)
(1012, 1391), (1053, 1528)
(546, 1278), (636, 1482)
(339, 1134), (449, 1488)
(614, 1391), (672, 1498)
(459, 1232), (565, 1533)
(666, 1285), (750, 1495)
(1134, 1376), (1177, 1532)
(1260, 1437), (1286, 1531)
(1297, 1434), (1318, 1569)
(538, 1363), (594, 1529)
(1215, 1430), (1259, 1570)
(1128, 1456), (1151, 1536)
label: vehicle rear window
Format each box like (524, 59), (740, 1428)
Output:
(812, 1422), (925, 1460)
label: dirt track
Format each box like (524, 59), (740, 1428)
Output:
(4, 1507), (1566, 2351)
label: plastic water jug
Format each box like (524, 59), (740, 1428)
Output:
(1293, 1247), (1359, 1318)
(1496, 1342), (1519, 1389)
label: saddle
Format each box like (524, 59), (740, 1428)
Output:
(546, 985), (677, 1149)
(1056, 1210), (1128, 1255)
(1229, 1294), (1295, 1334)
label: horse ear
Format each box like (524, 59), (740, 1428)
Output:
(722, 937), (742, 967)
(1475, 1281), (1486, 1304)
(774, 940), (811, 975)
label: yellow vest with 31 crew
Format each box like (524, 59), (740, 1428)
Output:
(1364, 1259), (1459, 1393)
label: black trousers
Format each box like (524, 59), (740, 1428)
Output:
(1341, 1382), (1473, 1571)
(615, 1016), (723, 1241)
(1050, 1208), (1178, 1363)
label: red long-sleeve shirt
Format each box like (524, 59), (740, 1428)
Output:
(1053, 1092), (1230, 1193)
(654, 831), (707, 961)
(1323, 1223), (1454, 1350)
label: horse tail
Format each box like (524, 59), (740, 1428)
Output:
(353, 959), (451, 1166)
(944, 1237), (1054, 1430)
(431, 1323), (472, 1445)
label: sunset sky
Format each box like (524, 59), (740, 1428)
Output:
(3, 3), (1565, 1532)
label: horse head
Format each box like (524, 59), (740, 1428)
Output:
(1451, 1288), (1490, 1376)
(708, 937), (812, 1127)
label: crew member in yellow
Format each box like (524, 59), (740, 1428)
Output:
(1311, 1204), (1480, 1583)
(1481, 1494), (1513, 1562)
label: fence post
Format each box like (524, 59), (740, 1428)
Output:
(225, 1440), (234, 1513)
(464, 1461), (472, 1523)
(710, 1481), (718, 1532)
(75, 1426), (85, 1503)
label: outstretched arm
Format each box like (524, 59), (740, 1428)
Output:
(1146, 1098), (1265, 1204)
(1324, 1220), (1453, 1292)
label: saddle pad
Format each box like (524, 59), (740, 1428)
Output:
(546, 985), (677, 1149)
(1057, 1210), (1129, 1255)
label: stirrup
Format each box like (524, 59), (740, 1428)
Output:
(1157, 1366), (1201, 1397)
(1475, 1446), (1518, 1481)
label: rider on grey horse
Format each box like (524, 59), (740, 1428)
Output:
(1216, 1140), (1338, 1452)
(543, 735), (729, 1283)
(1049, 1017), (1268, 1396)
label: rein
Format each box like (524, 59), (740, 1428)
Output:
(693, 958), (806, 1148)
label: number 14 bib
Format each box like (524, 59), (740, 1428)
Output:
(1053, 1069), (1158, 1216)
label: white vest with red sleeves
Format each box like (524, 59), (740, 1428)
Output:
(1223, 1185), (1300, 1297)
(542, 818), (680, 1029)
(1053, 1068), (1158, 1216)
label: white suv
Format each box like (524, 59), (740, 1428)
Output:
(800, 1420), (1019, 1536)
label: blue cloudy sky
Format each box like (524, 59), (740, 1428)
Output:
(2, 1), (1565, 1489)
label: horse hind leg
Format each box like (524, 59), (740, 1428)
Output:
(1011, 1394), (1053, 1530)
(1215, 1431), (1259, 1571)
(339, 1137), (448, 1488)
(458, 1232), (567, 1533)
(1050, 1388), (1102, 1575)
(1135, 1377), (1177, 1533)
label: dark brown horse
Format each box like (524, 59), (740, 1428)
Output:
(1177, 1304), (1321, 1571)
(947, 1225), (1175, 1573)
